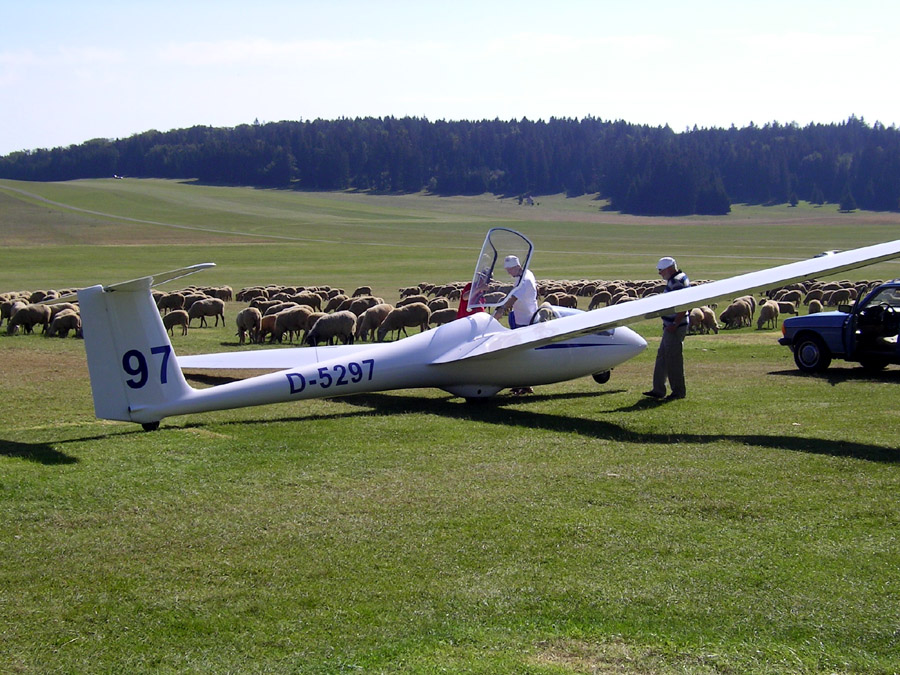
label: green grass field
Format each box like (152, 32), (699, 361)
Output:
(1, 179), (899, 673)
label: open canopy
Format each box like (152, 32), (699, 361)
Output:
(468, 227), (534, 310)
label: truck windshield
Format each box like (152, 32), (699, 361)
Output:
(864, 287), (900, 309)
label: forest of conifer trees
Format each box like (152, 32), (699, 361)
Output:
(2, 115), (898, 216)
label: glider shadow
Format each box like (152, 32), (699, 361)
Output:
(334, 391), (900, 464)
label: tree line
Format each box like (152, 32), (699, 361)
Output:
(2, 115), (898, 216)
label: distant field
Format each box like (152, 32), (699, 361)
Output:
(2, 178), (899, 295)
(1, 178), (899, 673)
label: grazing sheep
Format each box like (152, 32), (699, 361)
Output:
(258, 314), (278, 343)
(347, 296), (383, 316)
(306, 310), (357, 346)
(235, 307), (262, 344)
(756, 301), (780, 330)
(272, 306), (314, 343)
(827, 288), (852, 306)
(181, 293), (209, 312)
(719, 301), (750, 329)
(354, 303), (394, 342)
(263, 301), (299, 316)
(734, 295), (757, 321)
(427, 297), (450, 312)
(688, 308), (705, 334)
(803, 289), (824, 305)
(291, 292), (322, 311)
(187, 297), (225, 327)
(156, 292), (185, 314)
(163, 309), (190, 336)
(351, 285), (372, 297)
(807, 299), (824, 314)
(588, 290), (612, 310)
(428, 307), (458, 328)
(324, 294), (349, 313)
(700, 306), (719, 334)
(777, 289), (803, 305)
(397, 294), (429, 308)
(376, 303), (431, 342)
(46, 308), (82, 338)
(6, 303), (51, 335)
(776, 301), (798, 316)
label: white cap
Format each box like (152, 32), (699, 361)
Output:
(503, 255), (521, 269)
(657, 256), (676, 271)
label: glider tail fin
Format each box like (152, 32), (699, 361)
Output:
(78, 276), (194, 425)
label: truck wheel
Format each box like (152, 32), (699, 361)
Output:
(592, 371), (611, 384)
(793, 335), (832, 373)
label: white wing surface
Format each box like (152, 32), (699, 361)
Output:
(432, 239), (900, 364)
(178, 343), (386, 370)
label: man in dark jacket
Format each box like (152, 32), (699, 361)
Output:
(643, 256), (690, 400)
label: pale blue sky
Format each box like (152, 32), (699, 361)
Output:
(2, 0), (897, 156)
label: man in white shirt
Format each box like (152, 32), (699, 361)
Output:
(492, 255), (538, 329)
(493, 254), (538, 395)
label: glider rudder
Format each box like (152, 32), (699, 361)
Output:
(78, 276), (194, 429)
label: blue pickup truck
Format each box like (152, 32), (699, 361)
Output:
(779, 280), (900, 373)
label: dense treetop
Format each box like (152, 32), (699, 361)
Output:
(2, 115), (898, 216)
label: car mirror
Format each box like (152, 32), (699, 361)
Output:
(839, 304), (852, 313)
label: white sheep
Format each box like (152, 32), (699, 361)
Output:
(756, 301), (780, 330)
(700, 306), (719, 334)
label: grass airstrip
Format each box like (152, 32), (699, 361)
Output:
(1, 178), (899, 673)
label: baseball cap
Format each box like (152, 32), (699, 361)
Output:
(657, 256), (676, 271)
(503, 255), (521, 269)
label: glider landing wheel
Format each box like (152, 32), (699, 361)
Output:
(592, 370), (611, 384)
(141, 421), (160, 432)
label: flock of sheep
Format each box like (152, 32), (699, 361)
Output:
(1, 275), (885, 346)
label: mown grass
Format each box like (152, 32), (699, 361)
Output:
(1, 179), (899, 673)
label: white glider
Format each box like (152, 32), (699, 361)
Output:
(76, 230), (900, 430)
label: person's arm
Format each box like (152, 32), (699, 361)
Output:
(493, 295), (516, 319)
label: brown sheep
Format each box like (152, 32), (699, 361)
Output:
(156, 292), (185, 314)
(306, 311), (357, 346)
(163, 309), (190, 336)
(187, 298), (225, 327)
(273, 306), (314, 343)
(6, 303), (51, 335)
(235, 306), (262, 344)
(428, 307), (458, 328)
(46, 308), (82, 338)
(719, 301), (750, 329)
(355, 303), (394, 342)
(377, 303), (431, 342)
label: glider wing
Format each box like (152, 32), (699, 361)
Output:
(432, 239), (900, 364)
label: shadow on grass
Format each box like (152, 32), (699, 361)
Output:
(330, 392), (900, 464)
(769, 367), (900, 386)
(0, 438), (78, 465)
